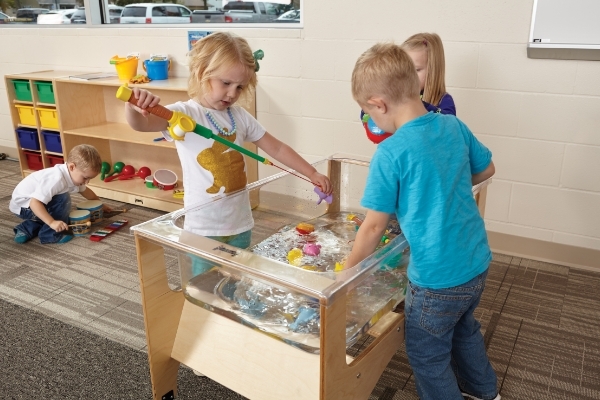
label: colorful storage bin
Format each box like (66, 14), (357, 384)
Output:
(12, 80), (32, 102)
(47, 154), (64, 167)
(16, 127), (40, 151)
(42, 130), (62, 153)
(24, 151), (43, 171)
(15, 104), (36, 126)
(37, 107), (59, 130)
(35, 82), (55, 104)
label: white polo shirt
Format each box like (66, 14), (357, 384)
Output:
(9, 164), (86, 214)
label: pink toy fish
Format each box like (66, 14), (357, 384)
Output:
(303, 243), (321, 256)
(314, 187), (333, 205)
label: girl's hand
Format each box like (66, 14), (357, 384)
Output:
(309, 172), (332, 194)
(102, 204), (113, 213)
(128, 88), (161, 117)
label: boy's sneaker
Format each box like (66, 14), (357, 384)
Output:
(56, 235), (73, 244)
(462, 393), (501, 400)
(14, 230), (29, 244)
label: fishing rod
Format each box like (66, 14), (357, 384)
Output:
(116, 85), (316, 187)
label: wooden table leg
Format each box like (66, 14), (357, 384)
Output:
(135, 235), (185, 400)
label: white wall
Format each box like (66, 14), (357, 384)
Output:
(2, 0), (600, 254)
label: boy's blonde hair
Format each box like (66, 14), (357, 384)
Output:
(67, 144), (102, 173)
(352, 42), (420, 106)
(401, 32), (446, 107)
(188, 32), (258, 103)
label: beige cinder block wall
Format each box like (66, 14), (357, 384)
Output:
(1, 0), (599, 269)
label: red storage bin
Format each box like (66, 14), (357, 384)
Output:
(47, 155), (64, 167)
(24, 151), (43, 171)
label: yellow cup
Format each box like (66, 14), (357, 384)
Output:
(110, 55), (139, 81)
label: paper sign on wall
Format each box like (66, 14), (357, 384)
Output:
(188, 31), (213, 51)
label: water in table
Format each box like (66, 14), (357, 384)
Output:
(183, 212), (408, 354)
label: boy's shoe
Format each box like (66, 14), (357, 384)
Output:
(193, 370), (205, 377)
(14, 230), (30, 244)
(462, 393), (501, 400)
(56, 235), (73, 244)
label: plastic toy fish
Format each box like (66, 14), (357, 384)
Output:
(287, 248), (303, 266)
(314, 186), (333, 205)
(295, 223), (315, 235)
(302, 243), (321, 256)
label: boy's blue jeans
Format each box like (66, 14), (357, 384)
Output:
(190, 230), (252, 277)
(404, 269), (498, 400)
(13, 193), (71, 244)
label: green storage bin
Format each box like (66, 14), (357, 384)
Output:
(12, 80), (32, 102)
(35, 81), (55, 104)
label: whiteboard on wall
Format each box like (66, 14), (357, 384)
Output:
(528, 0), (600, 60)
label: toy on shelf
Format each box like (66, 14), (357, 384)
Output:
(104, 161), (124, 180)
(104, 164), (135, 182)
(118, 166), (151, 181)
(100, 162), (111, 181)
(90, 219), (128, 242)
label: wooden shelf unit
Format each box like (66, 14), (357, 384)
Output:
(4, 71), (78, 175)
(4, 71), (257, 213)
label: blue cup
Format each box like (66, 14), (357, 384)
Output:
(143, 58), (170, 80)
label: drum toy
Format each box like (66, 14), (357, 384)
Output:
(69, 210), (91, 236)
(153, 169), (178, 190)
(145, 176), (156, 188)
(77, 200), (104, 223)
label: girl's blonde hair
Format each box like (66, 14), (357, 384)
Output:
(67, 144), (102, 173)
(352, 42), (420, 106)
(188, 32), (258, 103)
(401, 32), (446, 107)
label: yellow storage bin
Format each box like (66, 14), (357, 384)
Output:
(37, 107), (59, 130)
(15, 104), (36, 126)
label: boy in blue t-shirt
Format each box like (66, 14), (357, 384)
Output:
(346, 43), (499, 400)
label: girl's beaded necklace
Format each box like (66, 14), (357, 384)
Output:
(205, 107), (237, 136)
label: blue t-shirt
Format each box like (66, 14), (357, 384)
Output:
(361, 112), (492, 289)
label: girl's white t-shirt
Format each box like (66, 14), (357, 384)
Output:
(162, 100), (266, 237)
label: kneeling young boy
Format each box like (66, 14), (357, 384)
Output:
(10, 144), (111, 244)
(345, 43), (499, 400)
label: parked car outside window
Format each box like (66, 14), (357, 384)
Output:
(37, 9), (75, 24)
(275, 8), (300, 23)
(0, 11), (15, 23)
(120, 3), (191, 24)
(69, 5), (122, 24)
(16, 8), (49, 23)
(108, 5), (124, 24)
(70, 7), (86, 24)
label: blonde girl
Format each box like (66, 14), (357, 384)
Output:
(401, 32), (456, 115)
(125, 32), (331, 253)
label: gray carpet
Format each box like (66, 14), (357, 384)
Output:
(1, 159), (600, 399)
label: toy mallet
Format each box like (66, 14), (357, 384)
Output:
(115, 85), (320, 188)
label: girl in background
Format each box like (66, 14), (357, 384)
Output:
(401, 32), (456, 115)
(361, 32), (455, 143)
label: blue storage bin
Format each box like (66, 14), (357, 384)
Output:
(42, 130), (62, 153)
(16, 127), (40, 151)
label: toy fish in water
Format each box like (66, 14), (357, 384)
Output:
(302, 243), (321, 256)
(314, 186), (333, 205)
